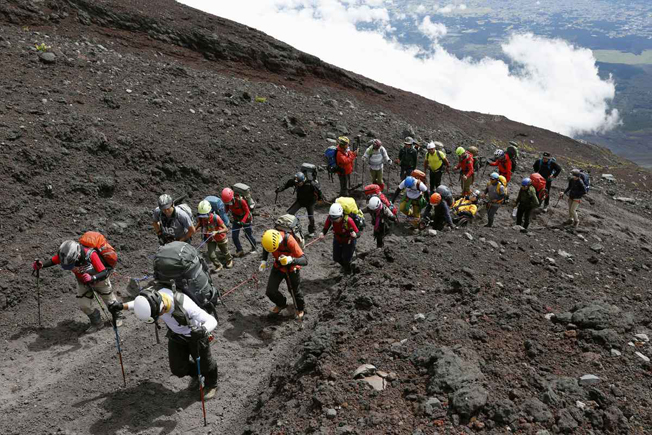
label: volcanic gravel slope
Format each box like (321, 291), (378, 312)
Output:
(0, 0), (652, 434)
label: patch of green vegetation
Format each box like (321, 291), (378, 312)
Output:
(592, 50), (652, 65)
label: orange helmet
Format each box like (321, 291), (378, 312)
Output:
(430, 193), (442, 205)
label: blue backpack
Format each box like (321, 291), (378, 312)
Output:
(324, 146), (342, 175)
(579, 172), (590, 193)
(204, 195), (230, 227)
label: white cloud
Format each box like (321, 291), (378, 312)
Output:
(459, 4), (467, 10)
(419, 16), (448, 41)
(179, 0), (618, 137)
(415, 5), (426, 14)
(438, 4), (454, 13)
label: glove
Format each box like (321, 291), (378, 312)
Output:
(259, 261), (266, 272)
(279, 256), (293, 266)
(108, 301), (123, 315)
(158, 234), (166, 246)
(32, 260), (43, 271)
(350, 232), (357, 239)
(318, 233), (325, 240)
(191, 326), (208, 342)
(80, 273), (94, 284)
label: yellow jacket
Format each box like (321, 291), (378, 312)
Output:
(452, 197), (478, 216)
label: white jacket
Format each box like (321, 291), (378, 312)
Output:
(363, 145), (390, 171)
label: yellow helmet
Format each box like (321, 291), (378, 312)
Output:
(262, 229), (282, 253)
(498, 175), (507, 186)
(337, 136), (350, 146)
(197, 200), (212, 216)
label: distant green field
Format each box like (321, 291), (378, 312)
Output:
(592, 50), (652, 65)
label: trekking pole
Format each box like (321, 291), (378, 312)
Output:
(92, 288), (110, 321)
(196, 341), (208, 427)
(284, 271), (301, 323)
(32, 265), (42, 328)
(111, 313), (127, 387)
(154, 321), (161, 344)
(447, 169), (454, 187)
(554, 194), (563, 208)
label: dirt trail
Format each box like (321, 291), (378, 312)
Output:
(0, 207), (371, 434)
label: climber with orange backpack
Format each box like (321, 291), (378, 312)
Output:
(259, 229), (308, 319)
(533, 152), (563, 211)
(391, 175), (428, 219)
(32, 233), (123, 333)
(222, 187), (257, 257)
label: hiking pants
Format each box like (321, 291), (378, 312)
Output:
(399, 198), (422, 219)
(76, 278), (116, 316)
(400, 166), (414, 182)
(486, 204), (500, 227)
(266, 267), (304, 311)
(429, 169), (443, 193)
(516, 205), (534, 229)
(232, 221), (256, 253)
(207, 240), (232, 266)
(370, 168), (384, 187)
(333, 238), (356, 272)
(288, 201), (316, 234)
(544, 178), (553, 207)
(568, 198), (581, 225)
(338, 173), (350, 197)
(461, 175), (474, 196)
(168, 333), (218, 389)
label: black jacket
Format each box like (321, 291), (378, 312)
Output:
(564, 178), (588, 200)
(422, 201), (454, 229)
(278, 179), (322, 206)
(398, 146), (418, 169)
(533, 158), (562, 180)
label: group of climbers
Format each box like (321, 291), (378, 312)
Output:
(29, 134), (592, 410)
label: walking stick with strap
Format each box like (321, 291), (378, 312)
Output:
(284, 270), (301, 322)
(196, 341), (208, 427)
(32, 265), (42, 328)
(111, 313), (127, 387)
(91, 288), (111, 321)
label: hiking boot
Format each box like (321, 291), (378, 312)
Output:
(211, 263), (223, 273)
(249, 247), (258, 255)
(204, 387), (217, 400)
(85, 309), (104, 333)
(225, 260), (234, 269)
(542, 207), (549, 213)
(187, 376), (199, 390)
(484, 223), (492, 228)
(234, 251), (245, 258)
(563, 219), (573, 225)
(270, 305), (287, 315)
(573, 220), (580, 228)
(308, 232), (315, 238)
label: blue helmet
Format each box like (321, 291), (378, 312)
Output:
(490, 172), (499, 180)
(404, 176), (416, 188)
(521, 177), (531, 187)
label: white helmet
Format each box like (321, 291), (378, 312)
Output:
(494, 149), (504, 158)
(434, 141), (444, 150)
(133, 289), (163, 324)
(368, 196), (382, 211)
(329, 203), (344, 219)
(426, 142), (436, 150)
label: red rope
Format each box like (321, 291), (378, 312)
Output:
(222, 274), (258, 299)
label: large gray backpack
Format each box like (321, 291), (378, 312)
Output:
(153, 242), (216, 311)
(275, 214), (305, 248)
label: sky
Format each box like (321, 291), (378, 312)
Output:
(179, 0), (620, 138)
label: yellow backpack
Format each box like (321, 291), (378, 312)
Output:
(336, 197), (366, 231)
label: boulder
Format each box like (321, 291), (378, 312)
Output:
(451, 385), (488, 417)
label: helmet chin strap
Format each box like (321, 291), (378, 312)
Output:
(160, 292), (173, 314)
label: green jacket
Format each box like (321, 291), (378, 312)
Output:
(515, 185), (539, 209)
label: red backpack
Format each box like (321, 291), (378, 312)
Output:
(79, 231), (118, 268)
(530, 173), (547, 201)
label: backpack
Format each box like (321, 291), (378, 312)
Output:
(436, 185), (453, 207)
(233, 183), (255, 210)
(204, 195), (230, 227)
(538, 157), (556, 171)
(324, 146), (342, 175)
(336, 197), (366, 231)
(79, 231), (118, 268)
(506, 142), (519, 172)
(411, 169), (426, 183)
(529, 173), (547, 201)
(579, 171), (590, 193)
(364, 184), (381, 197)
(171, 292), (190, 326)
(300, 163), (318, 182)
(176, 203), (193, 220)
(468, 146), (480, 173)
(275, 214), (305, 248)
(153, 241), (216, 310)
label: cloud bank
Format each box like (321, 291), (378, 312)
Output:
(179, 0), (619, 137)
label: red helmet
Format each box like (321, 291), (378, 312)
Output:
(221, 188), (234, 204)
(429, 193), (442, 205)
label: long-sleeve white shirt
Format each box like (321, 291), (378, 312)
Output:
(363, 145), (390, 171)
(399, 178), (428, 199)
(127, 288), (217, 337)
